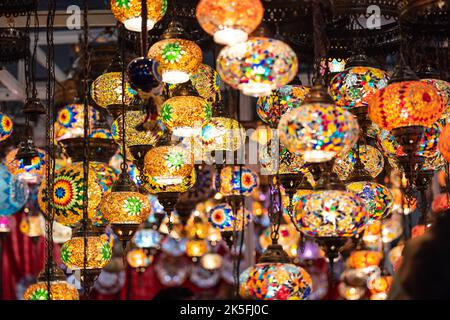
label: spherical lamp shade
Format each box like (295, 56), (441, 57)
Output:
(143, 145), (195, 193)
(196, 0), (264, 46)
(333, 145), (384, 181)
(111, 110), (164, 148)
(24, 281), (79, 300)
(127, 57), (159, 92)
(61, 233), (112, 270)
(438, 124), (450, 162)
(110, 0), (167, 32)
(38, 165), (103, 226)
(201, 117), (245, 153)
(0, 112), (13, 141)
(100, 191), (150, 226)
(91, 72), (137, 108)
(294, 190), (368, 238)
(208, 203), (251, 232)
(0, 164), (28, 216)
(348, 250), (383, 270)
(240, 263), (312, 300)
(368, 275), (392, 300)
(214, 166), (259, 196)
(160, 95), (212, 137)
(346, 182), (393, 221)
(216, 37), (298, 97)
(148, 39), (202, 84)
(167, 64), (222, 105)
(127, 248), (152, 270)
(186, 239), (208, 259)
(5, 147), (46, 183)
(367, 81), (443, 131)
(133, 228), (162, 249)
(256, 85), (310, 128)
(422, 79), (450, 124)
(278, 103), (359, 163)
(329, 66), (389, 109)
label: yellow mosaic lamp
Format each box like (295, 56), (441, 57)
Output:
(23, 263), (79, 300)
(160, 81), (212, 137)
(110, 0), (167, 32)
(148, 21), (202, 84)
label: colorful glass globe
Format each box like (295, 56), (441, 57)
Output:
(422, 79), (450, 125)
(186, 239), (208, 259)
(346, 182), (393, 221)
(201, 117), (245, 153)
(294, 190), (368, 238)
(100, 191), (151, 225)
(329, 66), (389, 109)
(208, 203), (251, 232)
(0, 112), (13, 141)
(167, 64), (222, 105)
(0, 163), (28, 216)
(127, 248), (152, 270)
(160, 95), (212, 137)
(240, 263), (312, 300)
(110, 0), (167, 32)
(216, 37), (298, 97)
(367, 81), (443, 131)
(111, 110), (165, 148)
(71, 161), (118, 194)
(91, 72), (137, 109)
(23, 268), (79, 301)
(127, 57), (159, 92)
(57, 104), (100, 132)
(5, 147), (46, 183)
(38, 165), (103, 226)
(143, 145), (196, 193)
(133, 228), (162, 249)
(214, 166), (259, 196)
(278, 102), (359, 163)
(61, 230), (112, 270)
(148, 38), (202, 84)
(196, 0), (264, 45)
(348, 250), (383, 270)
(368, 274), (392, 300)
(256, 85), (310, 128)
(333, 145), (384, 181)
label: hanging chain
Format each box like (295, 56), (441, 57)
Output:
(120, 25), (128, 173)
(82, 0), (91, 297)
(31, 8), (40, 99)
(44, 0), (56, 300)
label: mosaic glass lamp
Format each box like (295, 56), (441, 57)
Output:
(0, 112), (13, 141)
(216, 37), (298, 97)
(5, 147), (46, 183)
(110, 0), (167, 32)
(196, 0), (264, 46)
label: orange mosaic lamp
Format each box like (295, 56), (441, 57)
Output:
(196, 0), (264, 46)
(438, 124), (450, 162)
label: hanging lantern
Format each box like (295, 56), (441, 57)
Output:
(329, 59), (389, 109)
(148, 21), (202, 84)
(368, 274), (393, 300)
(278, 85), (359, 163)
(421, 78), (450, 125)
(208, 203), (251, 232)
(294, 190), (368, 238)
(61, 224), (112, 270)
(216, 37), (298, 97)
(23, 264), (79, 300)
(0, 164), (28, 216)
(5, 147), (46, 183)
(186, 238), (208, 260)
(38, 165), (103, 226)
(0, 112), (13, 141)
(160, 84), (212, 137)
(348, 250), (383, 270)
(201, 117), (246, 154)
(240, 244), (312, 300)
(127, 248), (153, 272)
(99, 174), (151, 241)
(127, 57), (160, 93)
(56, 104), (101, 136)
(196, 0), (264, 45)
(214, 166), (259, 196)
(346, 182), (393, 221)
(438, 124), (450, 162)
(200, 253), (223, 271)
(333, 145), (384, 181)
(133, 226), (162, 250)
(256, 85), (310, 128)
(110, 0), (167, 32)
(91, 72), (137, 109)
(143, 144), (196, 193)
(166, 64), (222, 105)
